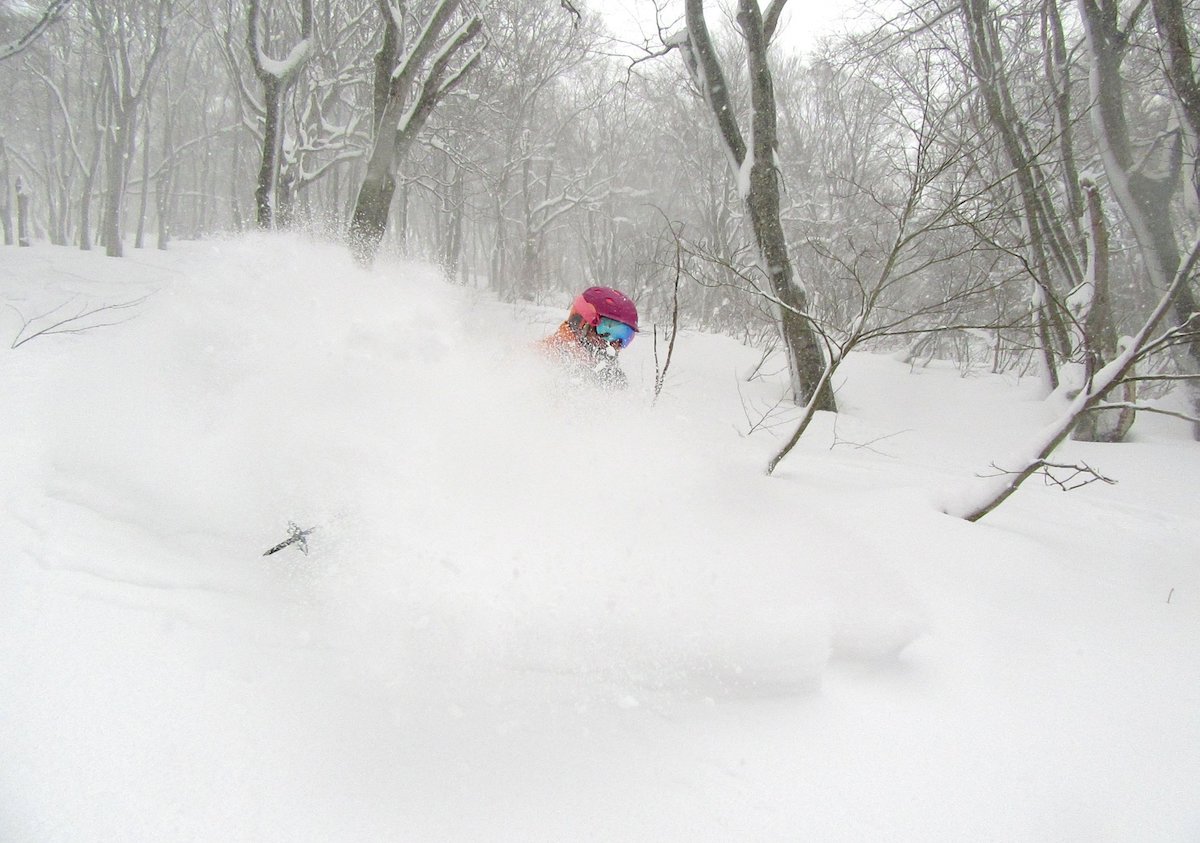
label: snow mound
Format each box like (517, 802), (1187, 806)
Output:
(4, 234), (923, 707)
(5, 234), (1199, 840)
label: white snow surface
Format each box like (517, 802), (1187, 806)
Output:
(1, 235), (1197, 841)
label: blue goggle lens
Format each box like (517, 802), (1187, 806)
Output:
(596, 316), (635, 348)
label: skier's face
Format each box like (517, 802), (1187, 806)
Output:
(583, 324), (621, 354)
(595, 316), (636, 348)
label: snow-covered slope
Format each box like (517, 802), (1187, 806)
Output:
(1, 235), (1197, 841)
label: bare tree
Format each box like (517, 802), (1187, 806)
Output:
(1152, 0), (1200, 208)
(85, 0), (170, 257)
(670, 0), (835, 411)
(961, 0), (1078, 389)
(1078, 0), (1200, 439)
(348, 0), (484, 266)
(947, 224), (1200, 521)
(0, 137), (13, 244)
(15, 173), (31, 246)
(766, 45), (1010, 473)
(0, 0), (71, 61)
(247, 0), (313, 229)
(272, 1), (376, 231)
(1067, 178), (1137, 441)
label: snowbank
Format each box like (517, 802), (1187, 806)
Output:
(1, 234), (1196, 841)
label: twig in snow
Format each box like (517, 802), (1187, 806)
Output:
(735, 378), (794, 437)
(7, 293), (152, 349)
(829, 416), (910, 457)
(980, 459), (1117, 492)
(262, 521), (316, 556)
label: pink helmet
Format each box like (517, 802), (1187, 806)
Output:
(570, 286), (639, 332)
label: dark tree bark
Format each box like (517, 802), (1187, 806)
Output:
(1072, 180), (1137, 441)
(0, 138), (13, 245)
(0, 0), (72, 61)
(134, 108), (151, 249)
(675, 0), (835, 411)
(16, 175), (32, 247)
(443, 166), (465, 280)
(247, 0), (314, 230)
(348, 0), (483, 266)
(951, 227), (1200, 521)
(962, 0), (1077, 389)
(1080, 0), (1200, 438)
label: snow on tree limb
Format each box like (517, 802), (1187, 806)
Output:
(944, 223), (1200, 522)
(394, 17), (485, 135)
(349, 0), (485, 266)
(680, 0), (747, 170)
(247, 0), (313, 84)
(0, 0), (71, 61)
(390, 0), (462, 87)
(256, 39), (312, 80)
(762, 0), (788, 44)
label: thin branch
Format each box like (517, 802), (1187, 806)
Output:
(1087, 402), (1200, 425)
(980, 459), (1117, 491)
(0, 0), (72, 61)
(8, 295), (152, 349)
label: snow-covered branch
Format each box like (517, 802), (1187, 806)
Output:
(349, 0), (486, 265)
(247, 0), (313, 85)
(0, 0), (71, 61)
(944, 222), (1200, 521)
(677, 0), (747, 171)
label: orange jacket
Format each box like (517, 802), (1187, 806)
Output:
(539, 320), (627, 389)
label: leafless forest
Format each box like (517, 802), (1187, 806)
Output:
(3, 0), (1199, 469)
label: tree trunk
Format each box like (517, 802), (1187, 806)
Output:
(963, 0), (1075, 391)
(0, 140), (13, 246)
(395, 179), (409, 252)
(247, 0), (313, 231)
(444, 167), (464, 281)
(744, 169), (834, 411)
(277, 166), (297, 230)
(1080, 0), (1200, 438)
(679, 0), (834, 411)
(16, 175), (31, 247)
(1, 188), (12, 245)
(1071, 180), (1136, 441)
(254, 77), (282, 229)
(349, 173), (397, 265)
(490, 171), (510, 295)
(743, 10), (834, 411)
(156, 82), (175, 250)
(78, 86), (107, 252)
(348, 2), (482, 266)
(135, 109), (151, 249)
(101, 106), (134, 257)
(230, 130), (243, 231)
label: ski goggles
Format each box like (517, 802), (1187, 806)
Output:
(596, 316), (636, 348)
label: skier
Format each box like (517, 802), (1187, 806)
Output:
(540, 286), (639, 389)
